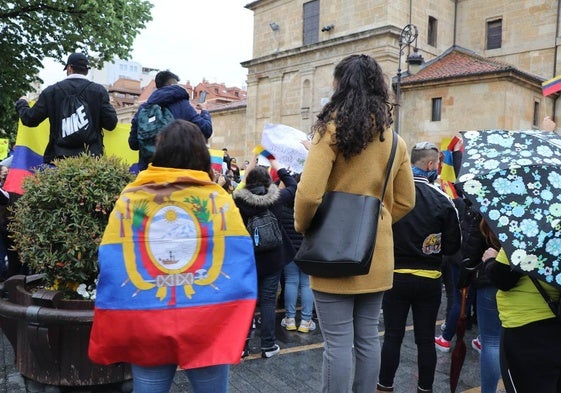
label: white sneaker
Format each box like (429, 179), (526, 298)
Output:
(281, 317), (296, 331)
(298, 319), (316, 333)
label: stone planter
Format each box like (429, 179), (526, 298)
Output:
(0, 275), (131, 390)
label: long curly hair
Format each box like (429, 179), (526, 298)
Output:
(312, 54), (394, 159)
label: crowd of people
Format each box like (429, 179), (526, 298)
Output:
(7, 51), (561, 392)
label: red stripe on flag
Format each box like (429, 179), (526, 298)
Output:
(542, 77), (561, 96)
(89, 299), (256, 369)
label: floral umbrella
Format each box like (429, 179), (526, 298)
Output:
(457, 130), (561, 289)
(458, 129), (561, 176)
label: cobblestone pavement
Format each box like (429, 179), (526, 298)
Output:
(0, 288), (496, 392)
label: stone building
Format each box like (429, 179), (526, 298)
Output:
(232, 0), (560, 157)
(108, 78), (142, 108)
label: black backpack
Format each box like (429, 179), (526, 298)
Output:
(246, 210), (283, 252)
(136, 104), (175, 163)
(57, 82), (96, 148)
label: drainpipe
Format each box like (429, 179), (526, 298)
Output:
(454, 0), (458, 45)
(553, 0), (560, 121)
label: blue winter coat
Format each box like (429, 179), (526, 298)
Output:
(128, 84), (213, 170)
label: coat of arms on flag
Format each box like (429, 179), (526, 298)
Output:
(89, 167), (257, 369)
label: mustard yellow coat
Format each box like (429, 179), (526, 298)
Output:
(294, 124), (415, 294)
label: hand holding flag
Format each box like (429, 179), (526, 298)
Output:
(252, 144), (275, 160)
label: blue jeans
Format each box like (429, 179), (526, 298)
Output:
(379, 274), (442, 390)
(283, 261), (314, 320)
(442, 264), (474, 340)
(131, 364), (229, 393)
(258, 271), (281, 349)
(313, 290), (383, 393)
(477, 285), (501, 393)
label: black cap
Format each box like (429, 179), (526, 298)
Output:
(63, 53), (90, 71)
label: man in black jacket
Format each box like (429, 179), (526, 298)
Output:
(378, 141), (461, 393)
(15, 53), (117, 164)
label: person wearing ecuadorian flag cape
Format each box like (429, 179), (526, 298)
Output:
(89, 120), (257, 393)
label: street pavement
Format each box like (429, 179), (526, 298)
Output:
(0, 287), (499, 392)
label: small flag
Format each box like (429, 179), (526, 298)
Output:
(252, 144), (275, 160)
(542, 75), (561, 96)
(209, 149), (224, 174)
(439, 136), (464, 199)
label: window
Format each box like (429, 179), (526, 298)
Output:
(199, 91), (207, 103)
(487, 19), (502, 50)
(303, 0), (320, 46)
(428, 16), (437, 47)
(533, 100), (540, 127)
(431, 97), (442, 121)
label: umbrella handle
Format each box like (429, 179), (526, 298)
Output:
(459, 287), (468, 318)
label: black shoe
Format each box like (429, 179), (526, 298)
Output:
(261, 344), (280, 358)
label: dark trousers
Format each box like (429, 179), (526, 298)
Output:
(379, 273), (442, 390)
(257, 271), (281, 349)
(442, 264), (475, 340)
(501, 318), (561, 393)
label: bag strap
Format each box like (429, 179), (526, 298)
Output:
(380, 131), (398, 201)
(378, 131), (398, 218)
(529, 276), (561, 321)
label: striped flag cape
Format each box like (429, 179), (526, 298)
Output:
(89, 166), (257, 368)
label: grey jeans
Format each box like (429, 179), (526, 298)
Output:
(313, 290), (384, 393)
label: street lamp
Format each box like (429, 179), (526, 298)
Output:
(394, 24), (420, 134)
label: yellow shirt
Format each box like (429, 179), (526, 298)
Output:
(495, 248), (558, 328)
(394, 269), (441, 279)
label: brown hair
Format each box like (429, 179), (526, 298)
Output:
(151, 120), (212, 178)
(479, 218), (500, 250)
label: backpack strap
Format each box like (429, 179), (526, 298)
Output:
(56, 81), (93, 96)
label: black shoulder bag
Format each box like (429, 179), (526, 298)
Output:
(294, 131), (398, 278)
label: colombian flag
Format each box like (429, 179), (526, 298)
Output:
(542, 75), (561, 96)
(89, 167), (257, 368)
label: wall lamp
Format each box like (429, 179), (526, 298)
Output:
(321, 24), (334, 32)
(269, 22), (280, 31)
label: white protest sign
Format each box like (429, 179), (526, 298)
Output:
(260, 123), (309, 173)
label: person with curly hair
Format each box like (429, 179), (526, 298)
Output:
(294, 54), (415, 393)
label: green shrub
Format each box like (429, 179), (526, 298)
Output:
(8, 154), (134, 297)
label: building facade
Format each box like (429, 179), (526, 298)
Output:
(233, 0), (560, 156)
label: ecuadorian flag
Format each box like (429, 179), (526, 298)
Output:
(89, 167), (257, 369)
(4, 118), (138, 194)
(439, 135), (463, 199)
